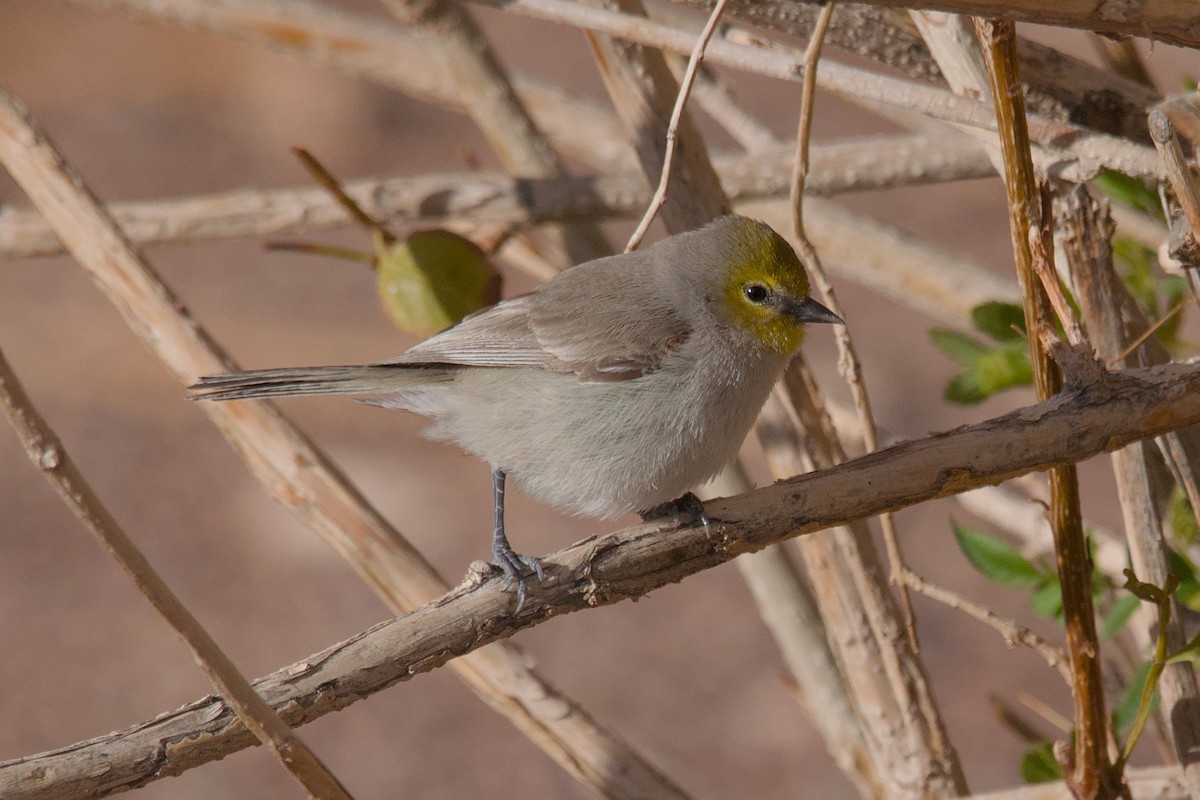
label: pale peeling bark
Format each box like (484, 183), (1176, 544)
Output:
(7, 356), (1200, 799)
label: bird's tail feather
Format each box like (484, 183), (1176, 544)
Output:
(188, 364), (453, 402)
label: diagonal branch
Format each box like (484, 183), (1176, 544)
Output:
(0, 84), (688, 800)
(0, 133), (992, 259)
(774, 0), (1200, 51)
(8, 356), (1200, 799)
(65, 0), (637, 171)
(976, 19), (1118, 798)
(0, 349), (353, 800)
(468, 0), (1162, 181)
(379, 0), (612, 262)
(1059, 185), (1200, 791)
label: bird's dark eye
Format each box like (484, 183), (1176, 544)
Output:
(743, 284), (769, 304)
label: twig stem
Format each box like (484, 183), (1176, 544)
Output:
(788, 2), (919, 647)
(625, 0), (731, 251)
(0, 349), (353, 800)
(975, 19), (1119, 799)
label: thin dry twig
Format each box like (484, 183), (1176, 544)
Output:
(0, 85), (688, 800)
(0, 133), (993, 259)
(899, 570), (1070, 683)
(1110, 297), (1188, 368)
(830, 0), (1200, 50)
(469, 0), (1162, 181)
(379, 0), (611, 263)
(1149, 110), (1200, 289)
(0, 349), (354, 800)
(9, 354), (1200, 798)
(1057, 185), (1200, 791)
(625, 0), (732, 251)
(67, 0), (638, 171)
(787, 2), (919, 647)
(976, 19), (1120, 799)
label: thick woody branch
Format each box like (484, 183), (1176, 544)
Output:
(663, 0), (943, 82)
(666, 0), (1159, 143)
(0, 134), (991, 259)
(468, 0), (1162, 181)
(378, 0), (612, 262)
(0, 349), (353, 800)
(1059, 186), (1200, 789)
(7, 358), (1200, 799)
(0, 84), (686, 800)
(64, 0), (636, 171)
(977, 19), (1116, 798)
(779, 0), (1200, 51)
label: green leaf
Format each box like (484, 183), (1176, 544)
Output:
(1096, 170), (1162, 219)
(953, 523), (1045, 588)
(1167, 631), (1200, 666)
(971, 301), (1027, 342)
(1114, 237), (1160, 317)
(1020, 742), (1062, 784)
(1169, 488), (1200, 547)
(1168, 548), (1198, 582)
(375, 229), (501, 336)
(1112, 661), (1158, 739)
(1166, 549), (1200, 611)
(1101, 593), (1141, 639)
(930, 329), (989, 366)
(1175, 578), (1200, 612)
(942, 339), (1033, 404)
(1029, 579), (1065, 620)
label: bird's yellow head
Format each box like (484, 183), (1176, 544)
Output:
(718, 218), (842, 354)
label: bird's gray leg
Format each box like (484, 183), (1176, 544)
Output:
(639, 491), (711, 534)
(491, 468), (544, 613)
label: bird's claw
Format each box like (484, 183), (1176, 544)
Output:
(494, 549), (544, 614)
(640, 491), (711, 534)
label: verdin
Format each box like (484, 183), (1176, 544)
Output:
(191, 215), (842, 609)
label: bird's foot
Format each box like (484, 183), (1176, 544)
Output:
(493, 543), (545, 615)
(639, 491), (711, 534)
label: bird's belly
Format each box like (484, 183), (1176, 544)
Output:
(431, 361), (780, 518)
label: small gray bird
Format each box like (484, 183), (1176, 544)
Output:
(190, 216), (842, 610)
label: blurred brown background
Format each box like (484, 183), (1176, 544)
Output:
(0, 3), (1194, 798)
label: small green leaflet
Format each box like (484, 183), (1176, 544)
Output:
(1020, 742), (1062, 784)
(952, 523), (1044, 588)
(931, 302), (1032, 405)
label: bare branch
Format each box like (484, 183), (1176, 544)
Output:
(0, 350), (353, 800)
(665, 0), (942, 81)
(625, 0), (732, 250)
(804, 0), (1200, 51)
(379, 0), (611, 262)
(976, 19), (1119, 797)
(9, 356), (1200, 799)
(667, 0), (1161, 144)
(0, 133), (992, 259)
(1058, 185), (1200, 792)
(0, 84), (688, 800)
(585, 0), (729, 231)
(899, 570), (1071, 683)
(469, 0), (1162, 181)
(66, 0), (636, 170)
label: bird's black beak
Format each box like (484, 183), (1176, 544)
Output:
(787, 296), (844, 325)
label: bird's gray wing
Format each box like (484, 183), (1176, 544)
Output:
(528, 259), (691, 381)
(382, 295), (554, 369)
(384, 256), (690, 382)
